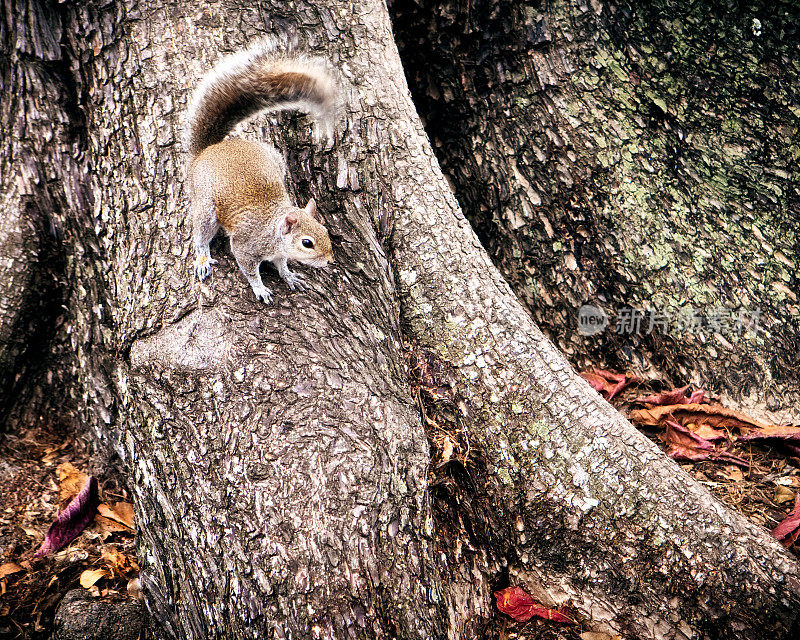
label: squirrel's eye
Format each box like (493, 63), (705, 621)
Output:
(302, 238), (314, 249)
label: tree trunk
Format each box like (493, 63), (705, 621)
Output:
(2, 0), (799, 639)
(390, 0), (800, 420)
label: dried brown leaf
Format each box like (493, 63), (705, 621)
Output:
(79, 568), (109, 589)
(97, 502), (135, 531)
(774, 486), (795, 505)
(100, 547), (139, 576)
(56, 463), (91, 502)
(630, 403), (770, 432)
(127, 577), (143, 601)
(718, 466), (744, 483)
(0, 563), (24, 579)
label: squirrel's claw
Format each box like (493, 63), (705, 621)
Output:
(252, 285), (274, 304)
(283, 271), (307, 291)
(193, 254), (218, 281)
(194, 263), (210, 281)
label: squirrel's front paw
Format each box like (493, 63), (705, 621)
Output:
(193, 255), (218, 281)
(252, 285), (274, 304)
(283, 271), (307, 291)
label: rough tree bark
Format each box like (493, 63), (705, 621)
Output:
(390, 0), (800, 420)
(2, 1), (799, 639)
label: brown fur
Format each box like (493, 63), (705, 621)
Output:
(192, 139), (288, 231)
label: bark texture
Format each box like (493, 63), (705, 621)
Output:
(52, 589), (146, 640)
(391, 0), (800, 420)
(375, 4), (800, 636)
(2, 0), (800, 639)
(5, 0), (446, 637)
(0, 0), (77, 423)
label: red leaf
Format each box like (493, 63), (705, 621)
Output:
(592, 368), (628, 382)
(34, 476), (99, 557)
(781, 444), (800, 458)
(634, 385), (692, 406)
(663, 421), (749, 468)
(494, 586), (573, 624)
(580, 368), (638, 401)
(783, 528), (800, 548)
(772, 495), (800, 543)
(634, 385), (706, 406)
(687, 389), (706, 404)
(580, 371), (608, 393)
(736, 424), (800, 444)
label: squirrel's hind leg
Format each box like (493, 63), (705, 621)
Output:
(191, 197), (220, 281)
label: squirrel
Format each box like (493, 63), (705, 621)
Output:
(185, 38), (338, 304)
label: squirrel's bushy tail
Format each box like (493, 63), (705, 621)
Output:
(185, 37), (338, 158)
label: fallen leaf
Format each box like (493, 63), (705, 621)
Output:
(736, 424), (800, 444)
(100, 547), (139, 576)
(662, 421), (712, 460)
(631, 404), (800, 456)
(690, 422), (728, 441)
(494, 586), (573, 624)
(80, 568), (109, 589)
(22, 526), (42, 540)
(634, 385), (706, 406)
(772, 494), (800, 547)
(783, 444), (800, 458)
(96, 502), (135, 531)
(630, 403), (770, 433)
(127, 578), (143, 601)
(34, 476), (100, 557)
(580, 371), (608, 392)
(774, 486), (795, 505)
(718, 466), (744, 483)
(41, 448), (60, 465)
(663, 421), (749, 468)
(56, 463), (91, 503)
(439, 437), (454, 465)
(580, 369), (638, 401)
(95, 517), (130, 538)
(0, 563), (24, 579)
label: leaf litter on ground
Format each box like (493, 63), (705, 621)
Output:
(581, 369), (800, 556)
(0, 438), (139, 639)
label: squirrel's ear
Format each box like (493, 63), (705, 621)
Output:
(281, 213), (299, 235)
(304, 198), (320, 221)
